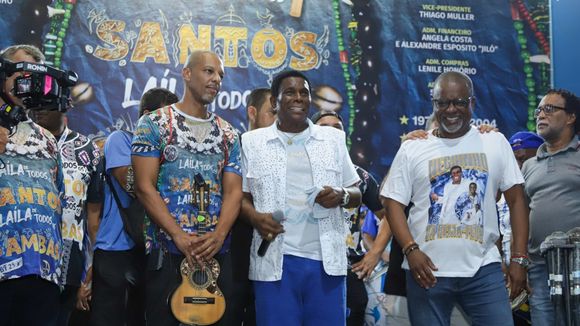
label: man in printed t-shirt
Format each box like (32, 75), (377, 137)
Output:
(0, 44), (64, 326)
(28, 99), (103, 326)
(381, 71), (530, 326)
(132, 50), (242, 326)
(430, 165), (473, 225)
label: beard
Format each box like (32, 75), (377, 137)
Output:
(439, 117), (465, 135)
(200, 92), (217, 105)
(189, 84), (218, 106)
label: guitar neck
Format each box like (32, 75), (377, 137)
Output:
(196, 183), (209, 236)
(198, 211), (208, 236)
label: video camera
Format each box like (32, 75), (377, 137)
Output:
(0, 57), (78, 131)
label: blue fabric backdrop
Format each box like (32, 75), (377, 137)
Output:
(0, 0), (547, 181)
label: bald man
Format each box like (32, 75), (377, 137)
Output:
(132, 51), (242, 326)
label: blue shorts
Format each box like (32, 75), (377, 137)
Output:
(253, 255), (346, 326)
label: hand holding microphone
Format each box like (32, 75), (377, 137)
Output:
(257, 210), (284, 257)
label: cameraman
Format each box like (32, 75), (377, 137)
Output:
(0, 44), (64, 326)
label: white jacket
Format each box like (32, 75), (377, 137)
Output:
(241, 120), (359, 281)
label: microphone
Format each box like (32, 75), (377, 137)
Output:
(257, 210), (284, 257)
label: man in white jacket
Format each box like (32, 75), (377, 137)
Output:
(241, 70), (361, 326)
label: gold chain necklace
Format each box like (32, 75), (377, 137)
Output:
(281, 131), (300, 145)
(278, 122), (306, 145)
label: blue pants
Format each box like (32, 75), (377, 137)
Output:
(406, 262), (513, 326)
(253, 255), (346, 326)
(528, 261), (565, 326)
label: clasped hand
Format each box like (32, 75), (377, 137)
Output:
(174, 230), (225, 267)
(314, 186), (343, 208)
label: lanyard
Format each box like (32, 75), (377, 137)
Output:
(57, 126), (71, 150)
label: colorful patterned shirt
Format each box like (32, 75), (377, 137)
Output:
(58, 127), (102, 286)
(0, 120), (64, 286)
(132, 105), (241, 254)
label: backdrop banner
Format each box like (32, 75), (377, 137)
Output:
(0, 0), (550, 181)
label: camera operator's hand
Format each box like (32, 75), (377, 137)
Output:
(0, 126), (8, 154)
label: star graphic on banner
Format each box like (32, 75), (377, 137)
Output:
(400, 133), (407, 141)
(399, 115), (409, 125)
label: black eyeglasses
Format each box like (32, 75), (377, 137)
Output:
(534, 104), (566, 117)
(432, 97), (472, 110)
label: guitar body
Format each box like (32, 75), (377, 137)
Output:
(170, 258), (226, 325)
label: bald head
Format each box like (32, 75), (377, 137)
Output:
(181, 50), (224, 110)
(185, 50), (219, 69)
(433, 71), (473, 99)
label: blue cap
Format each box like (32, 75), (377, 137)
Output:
(509, 131), (544, 151)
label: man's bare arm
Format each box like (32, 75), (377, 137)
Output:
(110, 166), (131, 193)
(503, 184), (530, 299)
(352, 218), (392, 279)
(315, 184), (361, 209)
(132, 155), (194, 264)
(383, 196), (438, 288)
(86, 202), (102, 246)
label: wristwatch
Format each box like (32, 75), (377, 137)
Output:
(340, 187), (350, 207)
(510, 256), (530, 268)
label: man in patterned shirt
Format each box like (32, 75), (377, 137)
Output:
(29, 94), (104, 326)
(132, 50), (242, 326)
(0, 44), (64, 326)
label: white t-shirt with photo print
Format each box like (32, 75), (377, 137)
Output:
(381, 126), (523, 277)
